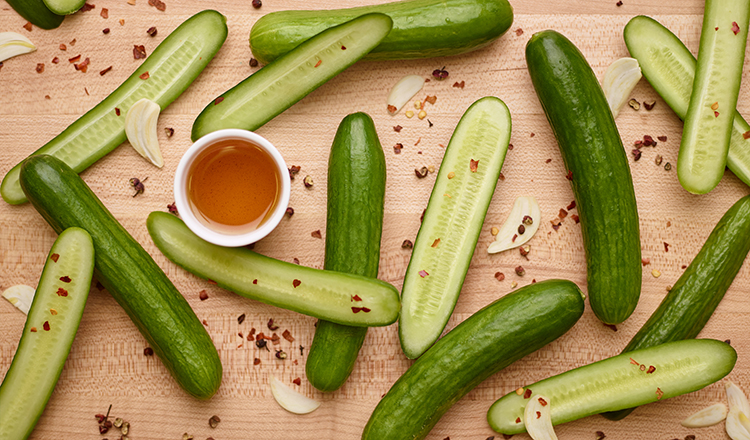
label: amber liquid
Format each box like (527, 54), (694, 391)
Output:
(187, 139), (280, 235)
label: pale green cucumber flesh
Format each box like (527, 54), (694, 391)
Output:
(399, 96), (511, 359)
(1, 10), (227, 205)
(488, 339), (737, 435)
(677, 0), (750, 194)
(42, 0), (84, 15)
(147, 211), (400, 327)
(624, 15), (750, 188)
(191, 13), (392, 141)
(0, 227), (94, 440)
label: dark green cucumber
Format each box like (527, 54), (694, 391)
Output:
(526, 30), (641, 325)
(147, 211), (400, 327)
(0, 227), (94, 440)
(249, 0), (514, 64)
(191, 13), (392, 141)
(19, 155), (222, 400)
(399, 96), (511, 359)
(42, 0), (84, 15)
(5, 0), (63, 29)
(305, 113), (386, 392)
(624, 15), (750, 188)
(488, 339), (737, 434)
(604, 194), (750, 421)
(1, 10), (228, 205)
(362, 279), (585, 440)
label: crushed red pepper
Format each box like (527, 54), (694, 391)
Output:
(144, 347), (154, 356)
(30, 327), (37, 332)
(744, 131), (750, 140)
(647, 365), (656, 374)
(604, 323), (618, 332)
(314, 60), (322, 68)
(565, 170), (573, 180)
(470, 159), (479, 173)
(571, 214), (580, 224)
(23, 22), (32, 32)
(80, 3), (95, 11)
(351, 295), (363, 302)
(267, 319), (279, 331)
(147, 26), (158, 37)
(523, 388), (532, 399)
(43, 321), (50, 331)
(133, 45), (147, 59)
(311, 230), (322, 239)
(36, 63), (44, 73)
(69, 54), (81, 63)
(282, 330), (294, 342)
(393, 125), (402, 132)
(664, 242), (670, 252)
(99, 66), (112, 76)
(567, 200), (576, 210)
(733, 22), (741, 35)
(352, 307), (371, 313)
(214, 97), (224, 105)
(199, 290), (208, 301)
(292, 377), (301, 386)
(292, 279), (301, 288)
(418, 270), (429, 278)
(495, 272), (505, 281)
(254, 358), (261, 365)
(656, 387), (664, 400)
(60, 276), (72, 283)
(51, 253), (60, 263)
(393, 143), (403, 154)
(238, 313), (246, 325)
(431, 238), (441, 247)
(658, 135), (667, 142)
(148, 0), (166, 11)
(252, 279), (258, 284)
(139, 72), (150, 80)
(100, 7), (108, 18)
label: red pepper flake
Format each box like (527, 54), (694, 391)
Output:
(414, 137), (422, 147)
(50, 253), (60, 263)
(470, 159), (479, 173)
(351, 294), (363, 302)
(35, 63), (45, 73)
(516, 28), (524, 36)
(538, 397), (548, 406)
(452, 81), (465, 89)
(252, 0), (262, 7)
(545, 158), (552, 163)
(716, 26), (720, 31)
(254, 358), (261, 365)
(512, 233), (518, 242)
(144, 347), (154, 356)
(630, 357), (640, 366)
(43, 321), (50, 331)
(733, 21), (741, 35)
(571, 214), (580, 224)
(100, 7), (108, 18)
(139, 71), (150, 80)
(271, 333), (281, 345)
(214, 96), (224, 105)
(523, 388), (532, 399)
(647, 365), (656, 374)
(314, 59), (322, 68)
(632, 149), (642, 161)
(50, 56), (60, 64)
(99, 66), (112, 76)
(199, 290), (208, 301)
(494, 272), (505, 281)
(743, 131), (750, 140)
(639, 364), (646, 371)
(515, 417), (521, 424)
(115, 107), (121, 116)
(393, 143), (403, 154)
(431, 238), (441, 248)
(711, 102), (719, 110)
(282, 330), (295, 342)
(604, 323), (618, 331)
(657, 135), (667, 142)
(77, 57), (90, 73)
(643, 135), (654, 146)
(567, 200), (576, 210)
(565, 170), (573, 180)
(103, 28), (110, 34)
(60, 276), (71, 283)
(68, 54), (81, 63)
(340, 45), (347, 50)
(536, 411), (541, 419)
(148, 0), (166, 11)
(715, 111), (720, 118)
(292, 279), (301, 288)
(641, 258), (650, 266)
(616, 0), (623, 5)
(393, 125), (402, 132)
(80, 3), (95, 11)
(508, 143), (514, 150)
(418, 270), (429, 278)
(311, 230), (322, 239)
(30, 327), (37, 332)
(656, 387), (664, 400)
(558, 208), (568, 219)
(267, 319), (279, 331)
(664, 242), (670, 252)
(237, 313), (246, 325)
(253, 279), (258, 284)
(69, 38), (76, 46)
(84, 87), (89, 96)
(133, 45), (147, 59)
(643, 101), (656, 111)
(292, 377), (302, 386)
(147, 26), (158, 37)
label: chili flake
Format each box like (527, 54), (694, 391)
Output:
(100, 66), (112, 76)
(69, 54), (81, 63)
(35, 63), (44, 73)
(571, 214), (580, 224)
(630, 357), (640, 366)
(646, 365), (656, 374)
(393, 125), (402, 132)
(59, 276), (71, 283)
(453, 81), (466, 89)
(733, 22), (741, 35)
(292, 279), (301, 288)
(536, 411), (541, 419)
(237, 313), (246, 325)
(115, 107), (121, 116)
(199, 290), (208, 301)
(311, 229), (322, 239)
(538, 397), (547, 406)
(139, 72), (150, 80)
(23, 22), (32, 32)
(30, 327), (37, 332)
(147, 26), (158, 37)
(715, 111), (720, 117)
(604, 323), (618, 331)
(100, 7), (108, 18)
(664, 242), (670, 252)
(558, 208), (568, 219)
(214, 97), (224, 105)
(515, 417), (521, 424)
(148, 0), (166, 11)
(267, 319), (279, 331)
(655, 387), (664, 400)
(643, 101), (656, 111)
(314, 60), (322, 68)
(418, 270), (429, 278)
(632, 149), (642, 161)
(43, 321), (50, 331)
(431, 238), (441, 248)
(565, 170), (573, 180)
(282, 330), (295, 342)
(470, 159), (479, 173)
(495, 272), (505, 281)
(254, 358), (261, 365)
(133, 45), (147, 59)
(523, 388), (532, 399)
(393, 143), (403, 154)
(292, 377), (302, 386)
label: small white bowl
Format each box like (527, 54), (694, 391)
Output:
(174, 129), (290, 247)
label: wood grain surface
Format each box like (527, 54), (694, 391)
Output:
(2, 0), (750, 439)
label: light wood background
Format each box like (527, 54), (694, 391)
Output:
(2, 0), (750, 439)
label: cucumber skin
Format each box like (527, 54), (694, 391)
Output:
(362, 280), (585, 440)
(19, 155), (223, 400)
(249, 0), (513, 64)
(1, 10), (228, 205)
(0, 228), (94, 440)
(624, 15), (750, 188)
(604, 194), (750, 420)
(42, 0), (85, 15)
(488, 339), (737, 434)
(306, 113), (386, 392)
(525, 30), (641, 325)
(192, 13), (392, 141)
(5, 0), (63, 29)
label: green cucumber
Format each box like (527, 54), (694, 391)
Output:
(19, 155), (222, 400)
(398, 96), (511, 359)
(526, 30), (641, 325)
(191, 13), (392, 141)
(147, 211), (400, 327)
(1, 10), (228, 205)
(624, 15), (750, 188)
(363, 279), (585, 440)
(5, 0), (63, 30)
(488, 339), (737, 434)
(42, 0), (84, 15)
(604, 194), (750, 420)
(0, 227), (94, 440)
(677, 0), (750, 194)
(249, 0), (514, 64)
(305, 113), (386, 392)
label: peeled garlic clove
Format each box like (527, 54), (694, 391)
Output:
(727, 407), (750, 440)
(125, 98), (164, 168)
(602, 57), (642, 119)
(0, 32), (36, 62)
(2, 285), (36, 315)
(681, 402), (728, 428)
(524, 395), (557, 440)
(387, 74), (424, 115)
(726, 381), (750, 417)
(488, 196), (541, 254)
(269, 375), (320, 415)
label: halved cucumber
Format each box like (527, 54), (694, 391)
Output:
(191, 13), (393, 141)
(147, 211), (400, 327)
(5, 0), (64, 29)
(487, 339), (737, 435)
(677, 0), (750, 194)
(624, 15), (750, 188)
(1, 10), (228, 205)
(42, 0), (84, 15)
(399, 96), (511, 359)
(0, 227), (94, 440)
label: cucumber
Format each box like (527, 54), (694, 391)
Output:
(42, 0), (84, 15)
(305, 113), (386, 391)
(398, 96), (511, 359)
(362, 280), (585, 440)
(677, 0), (750, 194)
(5, 0), (63, 30)
(147, 211), (400, 327)
(603, 194), (750, 420)
(249, 0), (514, 64)
(191, 13), (392, 141)
(526, 30), (641, 325)
(624, 15), (750, 188)
(1, 10), (228, 205)
(19, 155), (222, 400)
(487, 339), (737, 434)
(0, 227), (94, 440)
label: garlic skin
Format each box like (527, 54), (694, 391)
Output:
(269, 376), (320, 415)
(523, 395), (557, 440)
(681, 402), (727, 428)
(488, 196), (541, 254)
(387, 75), (424, 115)
(125, 98), (164, 168)
(602, 57), (642, 118)
(0, 32), (36, 63)
(2, 285), (36, 315)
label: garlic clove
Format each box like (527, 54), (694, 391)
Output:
(0, 32), (36, 63)
(488, 196), (541, 254)
(2, 284), (36, 315)
(125, 98), (164, 168)
(727, 407), (750, 440)
(681, 402), (727, 428)
(602, 57), (642, 119)
(523, 395), (557, 440)
(387, 75), (424, 115)
(727, 380), (750, 417)
(269, 375), (320, 415)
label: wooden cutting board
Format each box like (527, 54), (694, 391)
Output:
(2, 0), (749, 439)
